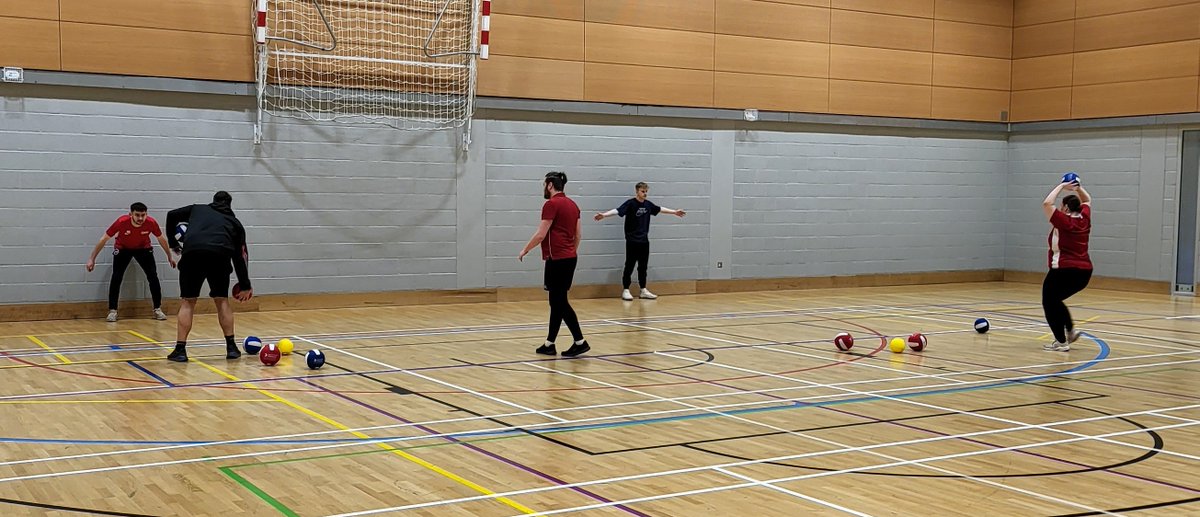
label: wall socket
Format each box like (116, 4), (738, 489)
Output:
(717, 261), (723, 268)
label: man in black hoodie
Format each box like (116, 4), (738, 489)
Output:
(165, 191), (253, 362)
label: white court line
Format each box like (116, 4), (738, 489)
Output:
(525, 363), (1106, 516)
(714, 467), (874, 517)
(8, 339), (1200, 473)
(332, 416), (1200, 517)
(292, 336), (567, 423)
(648, 323), (1200, 466)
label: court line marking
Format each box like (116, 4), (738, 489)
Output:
(0, 399), (273, 405)
(5, 340), (1200, 469)
(329, 416), (1200, 517)
(715, 467), (872, 516)
(26, 335), (70, 364)
(526, 363), (1106, 516)
(124, 331), (538, 515)
(293, 336), (567, 423)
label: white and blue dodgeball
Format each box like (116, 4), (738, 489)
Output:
(174, 222), (188, 244)
(974, 318), (990, 333)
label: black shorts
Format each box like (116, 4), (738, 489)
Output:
(178, 250), (233, 298)
(544, 257), (577, 292)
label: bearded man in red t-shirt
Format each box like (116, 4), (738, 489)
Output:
(86, 202), (176, 322)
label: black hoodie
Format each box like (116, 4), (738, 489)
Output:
(166, 200), (251, 290)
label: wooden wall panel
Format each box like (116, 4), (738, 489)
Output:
(1011, 55), (1073, 90)
(585, 24), (714, 70)
(1012, 21), (1074, 58)
(492, 0), (585, 20)
(934, 0), (1013, 26)
(832, 0), (934, 18)
(933, 54), (1009, 90)
(60, 22), (252, 82)
(585, 63), (714, 107)
(489, 15), (583, 61)
(477, 56), (584, 100)
(585, 0), (715, 32)
(830, 10), (934, 51)
(932, 87), (1009, 121)
(829, 46), (932, 85)
(714, 35), (828, 77)
(0, 0), (58, 20)
(0, 17), (61, 70)
(1072, 77), (1199, 118)
(714, 72), (829, 112)
(933, 20), (1012, 58)
(1072, 40), (1200, 86)
(1073, 4), (1200, 52)
(1010, 88), (1072, 121)
(1075, 0), (1198, 20)
(1013, 0), (1075, 26)
(715, 0), (830, 42)
(829, 80), (932, 118)
(60, 0), (247, 36)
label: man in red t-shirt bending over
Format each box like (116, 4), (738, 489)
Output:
(519, 171), (590, 357)
(1040, 177), (1093, 352)
(86, 202), (177, 322)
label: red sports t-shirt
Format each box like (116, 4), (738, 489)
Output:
(106, 215), (162, 251)
(540, 193), (580, 260)
(1048, 204), (1092, 270)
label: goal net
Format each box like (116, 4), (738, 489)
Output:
(254, 0), (487, 141)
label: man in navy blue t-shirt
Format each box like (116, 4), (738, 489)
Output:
(595, 182), (685, 300)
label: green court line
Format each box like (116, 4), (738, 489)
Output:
(220, 363), (1182, 514)
(219, 466), (301, 517)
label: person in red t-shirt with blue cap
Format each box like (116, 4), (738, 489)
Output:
(1040, 172), (1093, 352)
(86, 202), (176, 322)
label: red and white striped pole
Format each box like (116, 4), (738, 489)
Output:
(479, 0), (490, 59)
(255, 0), (268, 44)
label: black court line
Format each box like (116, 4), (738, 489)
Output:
(448, 346), (715, 375)
(685, 401), (1166, 480)
(323, 362), (595, 456)
(0, 498), (159, 516)
(1053, 496), (1200, 516)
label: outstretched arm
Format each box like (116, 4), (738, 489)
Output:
(660, 207), (686, 217)
(593, 209), (618, 221)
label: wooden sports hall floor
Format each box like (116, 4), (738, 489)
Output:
(1, 282), (1198, 516)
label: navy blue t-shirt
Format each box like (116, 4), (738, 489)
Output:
(617, 198), (661, 243)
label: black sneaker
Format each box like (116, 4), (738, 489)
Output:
(167, 346), (188, 363)
(561, 341), (590, 357)
(226, 345), (242, 360)
(535, 343), (557, 356)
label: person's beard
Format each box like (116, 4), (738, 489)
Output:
(544, 184), (551, 199)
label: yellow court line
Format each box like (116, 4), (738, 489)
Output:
(0, 355), (168, 370)
(126, 331), (537, 515)
(1037, 315), (1101, 341)
(26, 336), (71, 364)
(0, 399), (273, 405)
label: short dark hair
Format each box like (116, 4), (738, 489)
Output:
(635, 182), (648, 191)
(129, 202), (147, 213)
(1062, 194), (1081, 213)
(213, 191), (232, 204)
(545, 171), (567, 191)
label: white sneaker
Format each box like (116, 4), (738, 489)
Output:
(1043, 341), (1070, 352)
(153, 308), (168, 320)
(640, 289), (658, 300)
(621, 289), (634, 301)
(1067, 329), (1082, 344)
(106, 310), (118, 322)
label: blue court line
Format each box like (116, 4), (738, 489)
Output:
(110, 345), (122, 350)
(0, 336), (1111, 447)
(126, 361), (174, 387)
